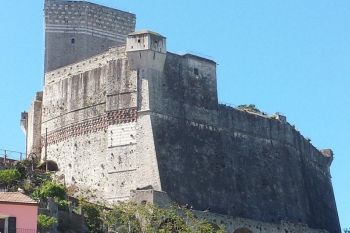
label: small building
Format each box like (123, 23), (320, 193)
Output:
(0, 192), (38, 233)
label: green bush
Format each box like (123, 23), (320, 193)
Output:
(14, 162), (27, 179)
(31, 172), (52, 187)
(237, 104), (262, 114)
(57, 199), (70, 211)
(38, 214), (57, 231)
(32, 181), (66, 201)
(0, 169), (21, 189)
(80, 200), (105, 233)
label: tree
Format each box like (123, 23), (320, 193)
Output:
(80, 199), (105, 233)
(0, 169), (21, 189)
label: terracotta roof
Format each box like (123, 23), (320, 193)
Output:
(0, 192), (37, 205)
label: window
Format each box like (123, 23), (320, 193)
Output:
(71, 38), (75, 44)
(8, 217), (16, 233)
(194, 68), (199, 75)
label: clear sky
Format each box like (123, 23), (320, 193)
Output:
(0, 0), (348, 229)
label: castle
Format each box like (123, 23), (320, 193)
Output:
(20, 1), (341, 232)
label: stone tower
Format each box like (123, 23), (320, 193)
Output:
(44, 0), (135, 72)
(126, 30), (167, 111)
(126, 30), (167, 71)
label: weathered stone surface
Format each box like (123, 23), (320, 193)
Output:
(44, 0), (135, 72)
(21, 2), (341, 233)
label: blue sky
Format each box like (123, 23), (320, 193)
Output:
(0, 0), (348, 229)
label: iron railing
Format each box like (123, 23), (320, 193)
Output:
(0, 149), (25, 163)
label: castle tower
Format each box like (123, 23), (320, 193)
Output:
(44, 0), (136, 72)
(126, 30), (167, 71)
(126, 30), (167, 111)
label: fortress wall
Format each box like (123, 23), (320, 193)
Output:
(147, 53), (340, 233)
(302, 157), (340, 232)
(151, 116), (312, 222)
(41, 47), (144, 201)
(218, 106), (339, 232)
(26, 92), (43, 156)
(44, 1), (135, 71)
(149, 53), (218, 124)
(151, 113), (340, 232)
(42, 47), (134, 130)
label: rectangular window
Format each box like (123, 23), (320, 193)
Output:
(194, 68), (199, 75)
(8, 217), (16, 233)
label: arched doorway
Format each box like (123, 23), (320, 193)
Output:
(38, 160), (59, 172)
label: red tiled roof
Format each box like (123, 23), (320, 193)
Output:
(0, 192), (37, 205)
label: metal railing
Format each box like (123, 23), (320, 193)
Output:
(0, 149), (25, 163)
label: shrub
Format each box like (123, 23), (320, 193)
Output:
(0, 169), (21, 189)
(80, 200), (104, 233)
(57, 199), (70, 211)
(14, 162), (27, 179)
(237, 104), (262, 114)
(38, 214), (57, 232)
(105, 203), (225, 233)
(32, 181), (66, 201)
(31, 171), (52, 187)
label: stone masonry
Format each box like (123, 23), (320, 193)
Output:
(44, 0), (135, 72)
(21, 1), (341, 232)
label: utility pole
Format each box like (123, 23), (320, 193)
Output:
(3, 150), (6, 164)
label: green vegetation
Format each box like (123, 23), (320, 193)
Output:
(37, 214), (58, 232)
(32, 181), (66, 201)
(0, 169), (21, 189)
(80, 199), (105, 233)
(77, 201), (225, 233)
(237, 104), (262, 114)
(105, 202), (225, 233)
(1, 159), (224, 233)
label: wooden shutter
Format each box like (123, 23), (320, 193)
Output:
(8, 217), (16, 233)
